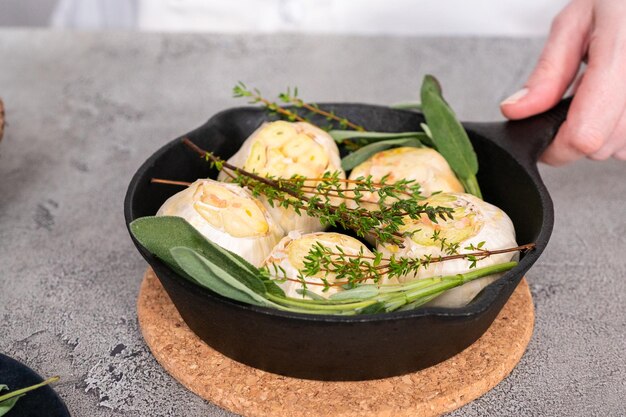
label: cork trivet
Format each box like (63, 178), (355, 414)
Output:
(138, 268), (534, 417)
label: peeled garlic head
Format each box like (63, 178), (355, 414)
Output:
(263, 232), (384, 299)
(157, 179), (284, 266)
(218, 121), (345, 234)
(377, 192), (517, 308)
(348, 147), (464, 210)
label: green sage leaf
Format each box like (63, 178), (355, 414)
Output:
(330, 130), (429, 145)
(295, 288), (327, 300)
(0, 386), (14, 417)
(358, 301), (387, 315)
(130, 216), (265, 295)
(262, 278), (286, 298)
(341, 138), (423, 171)
(329, 285), (379, 301)
(0, 395), (23, 417)
(390, 101), (422, 111)
(420, 75), (481, 197)
(170, 246), (274, 307)
(0, 376), (60, 417)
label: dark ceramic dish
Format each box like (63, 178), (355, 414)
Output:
(0, 353), (70, 417)
(125, 99), (570, 381)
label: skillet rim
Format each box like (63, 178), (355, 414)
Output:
(124, 102), (553, 323)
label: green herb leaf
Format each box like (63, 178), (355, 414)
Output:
(390, 101), (422, 111)
(0, 395), (23, 417)
(397, 293), (441, 311)
(264, 292), (368, 315)
(329, 285), (379, 301)
(0, 384), (23, 417)
(341, 138), (423, 171)
(420, 75), (482, 198)
(358, 301), (387, 315)
(0, 376), (60, 417)
(296, 288), (327, 300)
(130, 216), (265, 295)
(170, 246), (274, 307)
(420, 123), (433, 140)
(329, 130), (429, 144)
(262, 278), (286, 298)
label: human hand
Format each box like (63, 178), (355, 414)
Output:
(500, 0), (626, 165)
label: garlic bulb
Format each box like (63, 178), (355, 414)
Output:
(156, 179), (284, 266)
(348, 147), (463, 210)
(263, 232), (389, 299)
(218, 121), (345, 234)
(377, 192), (517, 308)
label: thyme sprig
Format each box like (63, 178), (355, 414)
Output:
(233, 82), (307, 123)
(182, 138), (454, 244)
(283, 242), (535, 288)
(233, 82), (365, 132)
(278, 86), (365, 132)
(233, 83), (363, 149)
(151, 177), (416, 202)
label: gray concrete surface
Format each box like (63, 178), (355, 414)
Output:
(0, 30), (624, 417)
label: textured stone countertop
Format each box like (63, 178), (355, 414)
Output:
(0, 30), (624, 417)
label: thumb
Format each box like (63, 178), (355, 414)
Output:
(500, 2), (591, 120)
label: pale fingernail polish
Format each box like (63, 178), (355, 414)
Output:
(501, 88), (529, 105)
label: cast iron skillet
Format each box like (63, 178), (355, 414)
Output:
(125, 98), (571, 381)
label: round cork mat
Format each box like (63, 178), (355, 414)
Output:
(138, 268), (534, 417)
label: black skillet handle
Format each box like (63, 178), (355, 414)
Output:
(465, 97), (572, 166)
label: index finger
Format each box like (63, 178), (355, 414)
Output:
(542, 16), (626, 165)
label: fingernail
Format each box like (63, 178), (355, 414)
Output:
(501, 88), (529, 105)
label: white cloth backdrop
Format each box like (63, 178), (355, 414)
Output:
(52, 0), (570, 35)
